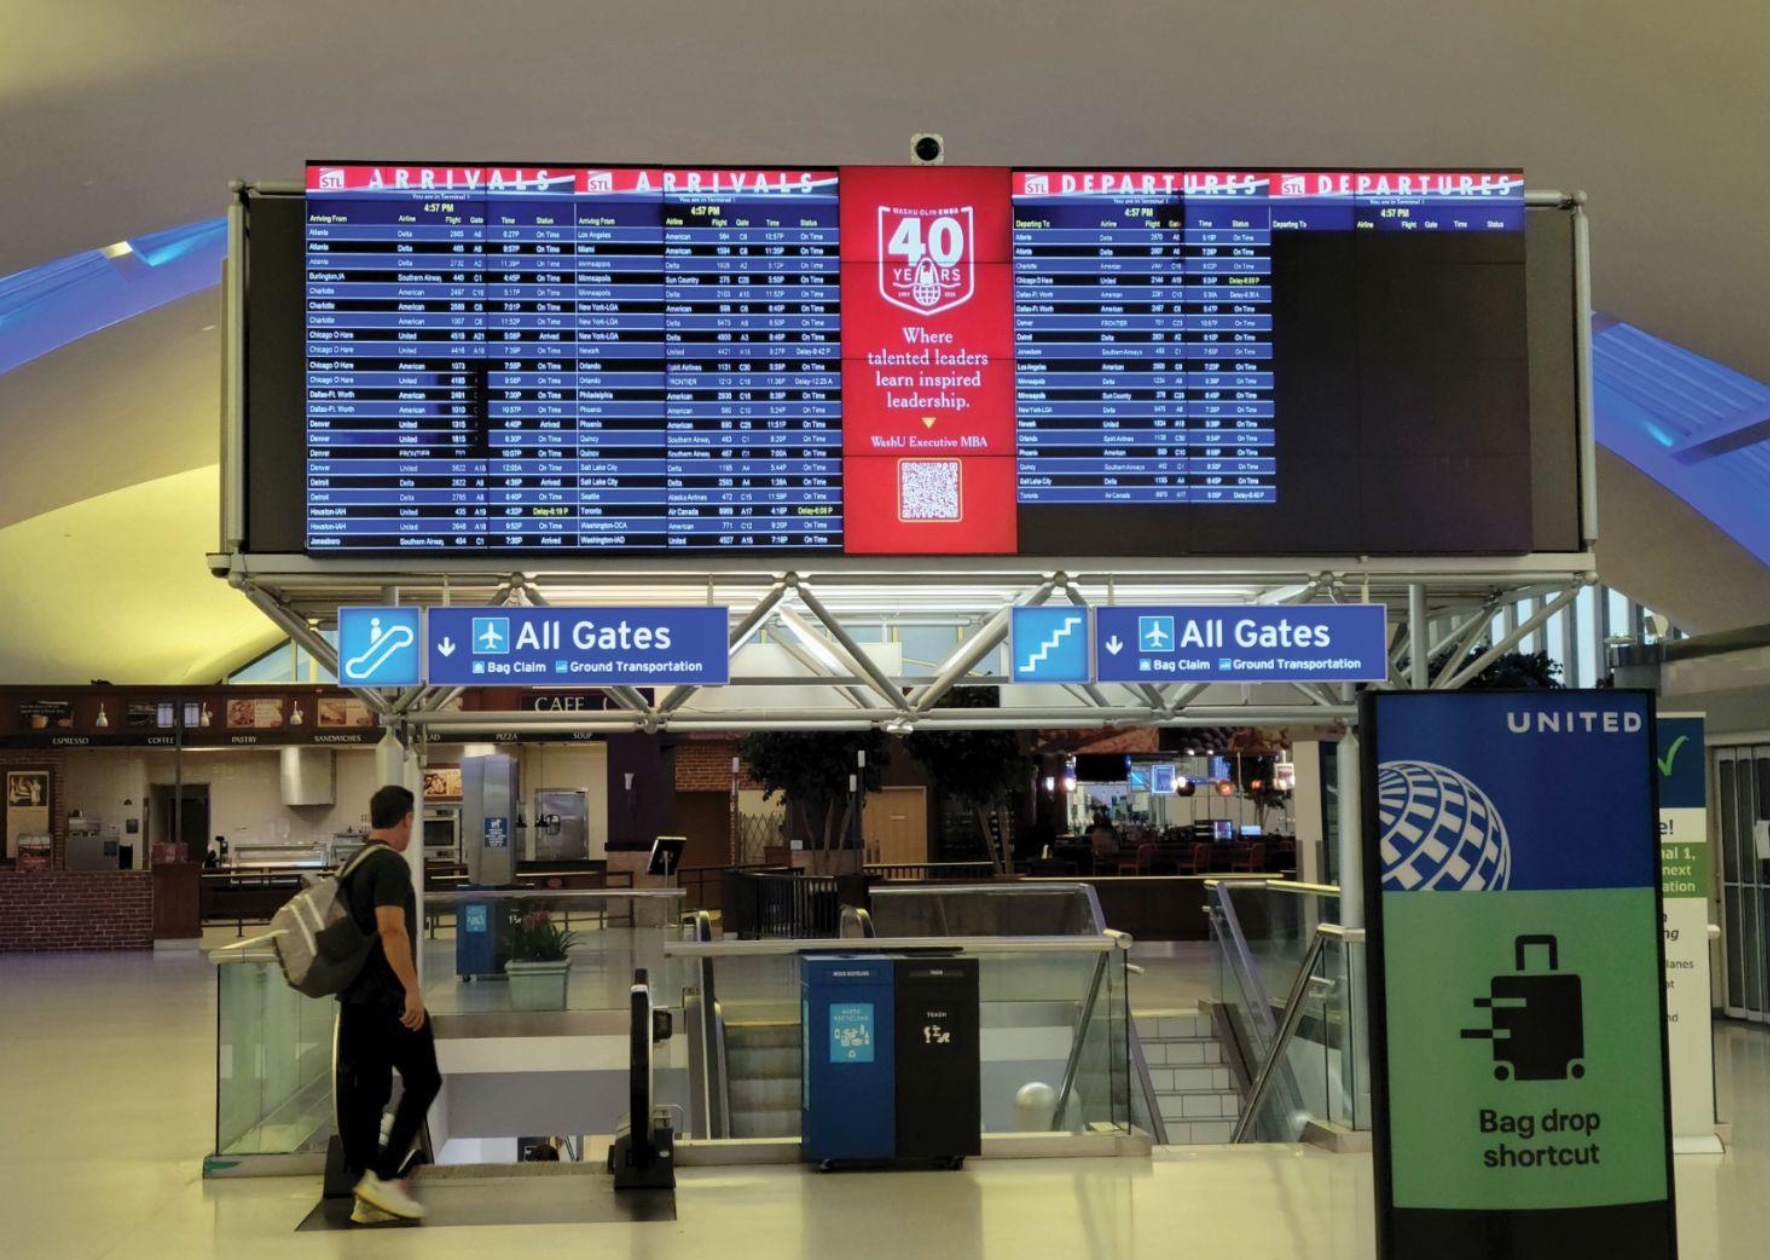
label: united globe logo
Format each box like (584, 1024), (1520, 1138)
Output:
(1377, 760), (1511, 892)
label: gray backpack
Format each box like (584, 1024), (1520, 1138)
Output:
(270, 845), (400, 998)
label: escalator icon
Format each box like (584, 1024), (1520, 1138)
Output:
(1460, 935), (1586, 1083)
(340, 611), (420, 684)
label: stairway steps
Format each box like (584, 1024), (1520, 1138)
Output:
(731, 1109), (801, 1139)
(1135, 1007), (1246, 1147)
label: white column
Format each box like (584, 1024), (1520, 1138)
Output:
(1291, 742), (1326, 884)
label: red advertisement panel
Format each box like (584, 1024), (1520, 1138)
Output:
(840, 360), (1014, 457)
(838, 167), (1012, 261)
(841, 455), (1017, 555)
(839, 167), (1017, 488)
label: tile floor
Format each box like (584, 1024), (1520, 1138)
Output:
(3, 948), (1768, 1258)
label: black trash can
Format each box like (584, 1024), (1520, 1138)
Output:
(894, 956), (981, 1165)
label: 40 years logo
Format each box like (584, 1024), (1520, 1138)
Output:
(878, 206), (974, 315)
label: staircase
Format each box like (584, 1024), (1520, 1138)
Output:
(725, 1020), (802, 1139)
(1135, 1008), (1241, 1144)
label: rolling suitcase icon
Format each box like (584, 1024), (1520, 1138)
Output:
(1460, 934), (1585, 1082)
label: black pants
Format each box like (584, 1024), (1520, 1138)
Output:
(335, 1001), (443, 1181)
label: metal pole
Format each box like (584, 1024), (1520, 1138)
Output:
(789, 584), (911, 712)
(1436, 586), (1582, 691)
(1573, 195), (1599, 549)
(1336, 733), (1363, 931)
(221, 188), (247, 553)
(1407, 584), (1428, 691)
(1231, 926), (1336, 1142)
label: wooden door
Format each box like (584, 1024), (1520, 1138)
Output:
(863, 786), (928, 868)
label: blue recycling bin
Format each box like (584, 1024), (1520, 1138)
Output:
(455, 891), (505, 979)
(801, 955), (896, 1164)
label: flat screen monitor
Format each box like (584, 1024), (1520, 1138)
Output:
(647, 835), (687, 877)
(1212, 820), (1237, 842)
(1240, 824), (1263, 838)
(237, 164), (1582, 560)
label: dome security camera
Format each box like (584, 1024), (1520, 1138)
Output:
(911, 133), (945, 165)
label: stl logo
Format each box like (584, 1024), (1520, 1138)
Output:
(1023, 173), (1050, 196)
(585, 170), (614, 193)
(1280, 174), (1306, 197)
(317, 167), (346, 191)
(879, 205), (974, 315)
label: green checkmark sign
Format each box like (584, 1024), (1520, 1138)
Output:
(1657, 734), (1689, 777)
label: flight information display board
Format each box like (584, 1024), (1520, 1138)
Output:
(292, 163), (1538, 557)
(1012, 172), (1275, 506)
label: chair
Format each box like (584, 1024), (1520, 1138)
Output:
(1117, 842), (1157, 876)
(1229, 841), (1267, 874)
(1172, 841), (1212, 875)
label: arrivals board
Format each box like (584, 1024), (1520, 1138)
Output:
(291, 163), (1538, 557)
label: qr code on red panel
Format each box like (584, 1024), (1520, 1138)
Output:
(898, 459), (962, 522)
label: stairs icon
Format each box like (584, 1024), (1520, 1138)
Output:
(1020, 614), (1084, 675)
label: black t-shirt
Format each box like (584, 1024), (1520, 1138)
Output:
(338, 842), (417, 1007)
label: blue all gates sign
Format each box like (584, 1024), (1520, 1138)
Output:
(426, 606), (731, 687)
(1094, 604), (1389, 684)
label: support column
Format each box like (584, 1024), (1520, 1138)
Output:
(1407, 584), (1428, 691)
(1336, 728), (1370, 1128)
(1336, 733), (1363, 929)
(1291, 742), (1326, 883)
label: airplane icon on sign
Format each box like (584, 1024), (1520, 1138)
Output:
(472, 616), (510, 655)
(1139, 616), (1175, 653)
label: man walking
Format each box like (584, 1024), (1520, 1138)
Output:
(336, 784), (442, 1223)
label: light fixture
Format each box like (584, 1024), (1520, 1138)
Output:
(1215, 780), (1235, 798)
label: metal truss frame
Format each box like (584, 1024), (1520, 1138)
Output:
(215, 186), (1596, 740)
(216, 555), (1596, 738)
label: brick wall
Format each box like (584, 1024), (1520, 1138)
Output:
(0, 871), (154, 952)
(675, 738), (744, 792)
(1, 750), (69, 869)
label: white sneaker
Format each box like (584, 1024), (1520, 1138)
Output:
(354, 1170), (427, 1221)
(350, 1198), (399, 1226)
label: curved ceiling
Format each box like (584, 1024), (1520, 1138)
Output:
(4, 1), (1768, 387)
(5, 1), (1770, 682)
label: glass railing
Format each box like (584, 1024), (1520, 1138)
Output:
(665, 932), (1135, 1141)
(209, 888), (688, 1168)
(418, 888), (683, 1020)
(212, 939), (336, 1162)
(1208, 879), (1368, 1141)
(869, 883), (1106, 937)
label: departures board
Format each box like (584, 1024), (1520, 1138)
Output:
(264, 162), (1571, 558)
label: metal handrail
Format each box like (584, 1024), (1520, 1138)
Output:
(1128, 1019), (1171, 1145)
(684, 909), (731, 1140)
(1230, 923), (1364, 1142)
(1209, 883), (1280, 1052)
(1263, 881), (1341, 898)
(423, 888), (685, 903)
(1051, 950), (1111, 1131)
(211, 932), (280, 964)
(869, 881), (1109, 935)
(665, 930), (1133, 958)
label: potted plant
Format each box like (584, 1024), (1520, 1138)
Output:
(504, 905), (577, 1010)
